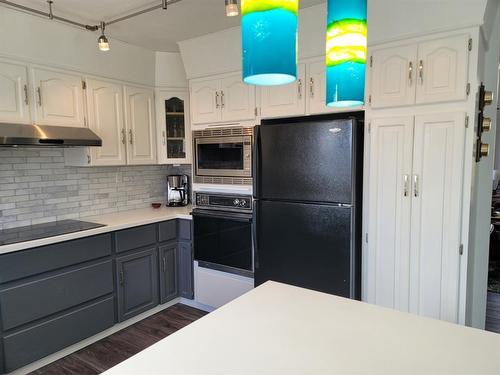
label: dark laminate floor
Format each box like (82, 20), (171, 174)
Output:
(486, 292), (500, 334)
(29, 304), (207, 375)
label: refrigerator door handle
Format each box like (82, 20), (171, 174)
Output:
(253, 125), (261, 199)
(252, 203), (259, 270)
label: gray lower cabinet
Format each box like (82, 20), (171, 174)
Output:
(159, 243), (178, 303)
(116, 247), (159, 322)
(178, 241), (194, 299)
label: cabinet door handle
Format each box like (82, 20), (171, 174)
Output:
(36, 87), (42, 106)
(403, 174), (409, 197)
(215, 91), (220, 109)
(418, 60), (424, 85)
(162, 256), (167, 273)
(23, 84), (29, 105)
(408, 62), (413, 86)
(162, 130), (166, 145)
(121, 129), (126, 145)
(221, 91), (225, 109)
(298, 79), (303, 99)
(119, 269), (125, 285)
(129, 129), (133, 145)
(413, 174), (419, 197)
(309, 78), (315, 98)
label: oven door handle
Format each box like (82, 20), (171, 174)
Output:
(192, 209), (253, 222)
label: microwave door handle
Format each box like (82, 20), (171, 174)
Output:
(252, 202), (259, 270)
(253, 125), (261, 199)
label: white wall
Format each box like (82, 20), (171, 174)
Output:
(155, 52), (188, 88)
(0, 6), (156, 86)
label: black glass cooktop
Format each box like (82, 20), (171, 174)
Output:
(0, 220), (106, 246)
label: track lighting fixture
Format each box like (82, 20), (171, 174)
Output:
(98, 21), (110, 52)
(225, 0), (239, 17)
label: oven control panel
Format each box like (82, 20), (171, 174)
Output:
(195, 193), (253, 211)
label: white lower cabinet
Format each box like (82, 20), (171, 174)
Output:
(366, 112), (466, 323)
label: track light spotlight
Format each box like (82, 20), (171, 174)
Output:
(98, 21), (110, 51)
(225, 0), (239, 17)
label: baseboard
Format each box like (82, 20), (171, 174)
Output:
(7, 298), (183, 375)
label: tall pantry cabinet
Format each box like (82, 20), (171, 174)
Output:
(364, 31), (474, 324)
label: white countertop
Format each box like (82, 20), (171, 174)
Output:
(103, 281), (500, 375)
(0, 206), (192, 255)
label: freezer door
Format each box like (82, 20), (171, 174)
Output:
(254, 200), (354, 298)
(255, 118), (355, 203)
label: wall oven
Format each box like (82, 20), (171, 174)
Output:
(192, 192), (253, 278)
(193, 127), (253, 185)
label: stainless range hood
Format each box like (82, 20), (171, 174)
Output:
(0, 123), (102, 147)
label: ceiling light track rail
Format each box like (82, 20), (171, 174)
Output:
(0, 0), (184, 31)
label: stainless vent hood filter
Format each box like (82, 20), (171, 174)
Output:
(0, 123), (102, 147)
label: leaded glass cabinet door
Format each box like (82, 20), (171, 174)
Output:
(156, 90), (192, 164)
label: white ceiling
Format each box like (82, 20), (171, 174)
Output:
(8, 0), (326, 51)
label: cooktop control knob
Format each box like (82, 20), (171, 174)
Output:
(233, 199), (240, 206)
(240, 200), (247, 207)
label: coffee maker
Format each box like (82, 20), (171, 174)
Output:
(167, 175), (189, 207)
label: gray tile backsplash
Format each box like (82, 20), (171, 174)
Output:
(0, 148), (191, 230)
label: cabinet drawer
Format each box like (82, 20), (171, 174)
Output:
(0, 260), (113, 331)
(178, 219), (192, 241)
(0, 234), (112, 284)
(2, 297), (114, 373)
(159, 220), (177, 243)
(115, 224), (157, 253)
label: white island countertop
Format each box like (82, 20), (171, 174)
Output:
(103, 281), (500, 375)
(0, 206), (192, 255)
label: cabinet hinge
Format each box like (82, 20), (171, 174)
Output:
(466, 83), (470, 96)
(87, 154), (91, 165)
(465, 115), (469, 128)
(365, 233), (368, 243)
(82, 80), (87, 90)
(368, 122), (371, 133)
(255, 107), (258, 117)
(368, 95), (372, 105)
(459, 244), (464, 255)
(468, 38), (472, 51)
(369, 55), (373, 68)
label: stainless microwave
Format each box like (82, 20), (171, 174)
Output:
(193, 127), (253, 184)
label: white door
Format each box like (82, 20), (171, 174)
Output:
(415, 35), (469, 104)
(190, 79), (220, 124)
(366, 116), (414, 312)
(220, 75), (255, 122)
(86, 79), (126, 166)
(409, 112), (466, 323)
(370, 45), (417, 108)
(31, 68), (85, 127)
(0, 60), (31, 123)
(307, 59), (334, 114)
(260, 64), (306, 118)
(124, 86), (156, 165)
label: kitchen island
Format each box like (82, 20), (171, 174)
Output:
(103, 281), (500, 375)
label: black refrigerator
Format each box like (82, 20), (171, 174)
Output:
(253, 112), (364, 299)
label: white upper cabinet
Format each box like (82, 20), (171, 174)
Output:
(31, 67), (85, 127)
(260, 63), (306, 118)
(86, 79), (126, 166)
(190, 74), (256, 126)
(369, 34), (469, 108)
(0, 60), (31, 123)
(366, 116), (414, 312)
(190, 78), (220, 125)
(370, 45), (417, 108)
(156, 90), (192, 165)
(220, 75), (255, 122)
(124, 86), (156, 165)
(409, 112), (466, 323)
(415, 35), (469, 104)
(307, 59), (333, 115)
